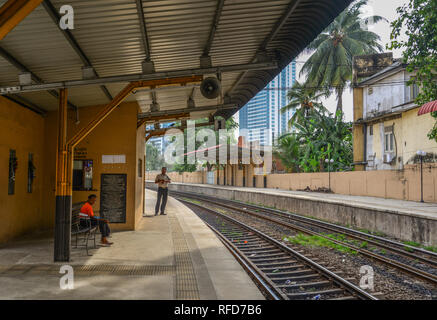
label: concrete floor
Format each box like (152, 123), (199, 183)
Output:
(0, 190), (264, 300)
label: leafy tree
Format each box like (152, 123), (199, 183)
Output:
(273, 135), (300, 173)
(301, 0), (385, 113)
(275, 106), (353, 173)
(389, 0), (437, 141)
(281, 81), (328, 128)
(146, 143), (165, 171)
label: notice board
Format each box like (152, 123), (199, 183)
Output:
(100, 174), (127, 223)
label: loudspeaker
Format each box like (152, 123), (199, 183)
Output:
(200, 77), (221, 99)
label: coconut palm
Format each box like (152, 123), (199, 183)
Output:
(300, 0), (386, 113)
(281, 81), (328, 128)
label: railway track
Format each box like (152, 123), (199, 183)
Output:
(166, 189), (437, 286)
(179, 198), (378, 300)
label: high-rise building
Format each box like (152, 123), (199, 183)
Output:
(146, 122), (174, 154)
(239, 62), (297, 146)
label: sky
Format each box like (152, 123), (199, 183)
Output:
(295, 0), (410, 122)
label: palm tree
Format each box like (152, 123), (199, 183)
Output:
(274, 134), (300, 173)
(281, 81), (327, 128)
(300, 0), (386, 113)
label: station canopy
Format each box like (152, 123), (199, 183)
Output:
(0, 0), (353, 124)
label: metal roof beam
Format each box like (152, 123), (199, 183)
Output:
(0, 46), (78, 110)
(135, 0), (151, 60)
(0, 0), (43, 40)
(202, 0), (225, 57)
(0, 61), (277, 94)
(42, 0), (113, 101)
(226, 0), (303, 97)
(258, 0), (303, 51)
(138, 103), (236, 120)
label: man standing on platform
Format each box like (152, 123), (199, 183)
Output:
(154, 167), (171, 216)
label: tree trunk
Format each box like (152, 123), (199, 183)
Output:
(336, 87), (343, 115)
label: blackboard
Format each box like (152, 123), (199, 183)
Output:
(100, 174), (127, 223)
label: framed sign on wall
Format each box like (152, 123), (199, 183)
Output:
(100, 173), (127, 223)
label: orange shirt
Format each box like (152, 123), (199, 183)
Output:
(80, 202), (94, 217)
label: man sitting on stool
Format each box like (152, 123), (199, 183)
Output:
(154, 167), (171, 216)
(80, 194), (113, 246)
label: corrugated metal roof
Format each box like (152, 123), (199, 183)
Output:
(0, 0), (353, 119)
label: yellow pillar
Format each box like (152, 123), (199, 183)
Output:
(353, 87), (365, 171)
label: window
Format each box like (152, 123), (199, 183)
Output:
(73, 160), (93, 191)
(369, 125), (373, 136)
(28, 153), (35, 193)
(138, 158), (143, 178)
(8, 149), (17, 195)
(411, 83), (420, 100)
(384, 132), (394, 153)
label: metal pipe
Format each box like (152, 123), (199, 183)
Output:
(420, 156), (424, 203)
(43, 0), (113, 100)
(203, 0), (225, 56)
(0, 62), (278, 94)
(138, 104), (236, 119)
(135, 0), (151, 59)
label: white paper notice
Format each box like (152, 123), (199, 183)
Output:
(102, 155), (126, 164)
(113, 155), (126, 164)
(102, 155), (113, 164)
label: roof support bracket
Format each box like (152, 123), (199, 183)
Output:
(82, 66), (97, 80)
(142, 59), (155, 74)
(200, 55), (212, 69)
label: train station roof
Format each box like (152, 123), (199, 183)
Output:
(0, 0), (353, 122)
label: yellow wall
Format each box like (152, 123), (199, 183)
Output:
(152, 162), (437, 203)
(0, 97), (47, 243)
(353, 88), (365, 171)
(402, 108), (437, 163)
(135, 124), (146, 227)
(370, 107), (437, 168)
(0, 98), (146, 245)
(65, 102), (141, 231)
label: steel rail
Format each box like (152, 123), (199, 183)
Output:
(205, 220), (286, 300)
(176, 191), (437, 264)
(201, 192), (437, 261)
(169, 190), (437, 285)
(179, 198), (377, 300)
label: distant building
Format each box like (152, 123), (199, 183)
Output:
(353, 58), (437, 171)
(147, 122), (174, 154)
(239, 62), (297, 146)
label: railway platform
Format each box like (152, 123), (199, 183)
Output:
(0, 190), (264, 300)
(148, 182), (437, 246)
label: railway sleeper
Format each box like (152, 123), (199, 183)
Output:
(263, 265), (307, 274)
(286, 288), (345, 299)
(256, 260), (299, 267)
(247, 252), (288, 259)
(239, 246), (278, 252)
(269, 270), (345, 280)
(250, 256), (299, 263)
(261, 265), (306, 272)
(243, 249), (284, 255)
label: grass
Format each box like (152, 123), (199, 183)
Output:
(402, 241), (437, 253)
(182, 198), (202, 205)
(284, 233), (358, 255)
(358, 228), (386, 237)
